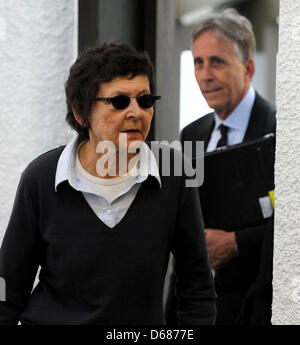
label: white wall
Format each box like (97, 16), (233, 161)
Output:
(0, 0), (77, 241)
(272, 0), (300, 324)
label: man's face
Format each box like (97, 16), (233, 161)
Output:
(193, 31), (254, 119)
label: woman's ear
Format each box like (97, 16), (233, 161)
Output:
(72, 108), (84, 126)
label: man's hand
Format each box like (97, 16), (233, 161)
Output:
(205, 229), (238, 270)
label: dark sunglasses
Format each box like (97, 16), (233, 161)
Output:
(93, 94), (161, 110)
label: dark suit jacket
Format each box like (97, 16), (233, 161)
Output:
(180, 92), (276, 324)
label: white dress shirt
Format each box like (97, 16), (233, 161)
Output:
(55, 135), (161, 228)
(206, 86), (256, 152)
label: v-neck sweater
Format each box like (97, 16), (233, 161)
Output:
(0, 143), (216, 325)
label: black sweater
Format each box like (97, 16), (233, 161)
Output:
(0, 144), (216, 325)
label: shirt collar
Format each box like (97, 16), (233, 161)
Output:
(136, 142), (162, 187)
(214, 85), (255, 131)
(55, 135), (161, 191)
(55, 134), (79, 191)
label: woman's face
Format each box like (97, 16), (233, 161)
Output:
(87, 75), (153, 152)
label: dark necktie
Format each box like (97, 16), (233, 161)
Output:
(216, 124), (228, 148)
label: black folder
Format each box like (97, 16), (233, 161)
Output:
(195, 133), (275, 231)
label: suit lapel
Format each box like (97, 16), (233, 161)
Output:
(201, 114), (215, 150)
(244, 93), (265, 141)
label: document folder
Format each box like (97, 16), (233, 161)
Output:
(195, 133), (275, 231)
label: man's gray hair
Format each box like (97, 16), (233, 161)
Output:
(192, 8), (256, 62)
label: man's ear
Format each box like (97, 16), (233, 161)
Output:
(245, 58), (255, 80)
(72, 108), (84, 126)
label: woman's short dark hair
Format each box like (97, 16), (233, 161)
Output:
(65, 41), (155, 139)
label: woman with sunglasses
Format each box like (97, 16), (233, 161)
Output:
(0, 42), (216, 325)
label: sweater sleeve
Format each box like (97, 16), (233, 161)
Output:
(0, 171), (41, 324)
(171, 175), (217, 325)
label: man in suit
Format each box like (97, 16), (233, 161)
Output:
(166, 8), (276, 325)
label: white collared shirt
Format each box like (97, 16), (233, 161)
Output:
(206, 86), (256, 152)
(55, 135), (161, 228)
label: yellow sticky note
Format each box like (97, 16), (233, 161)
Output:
(268, 190), (275, 209)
